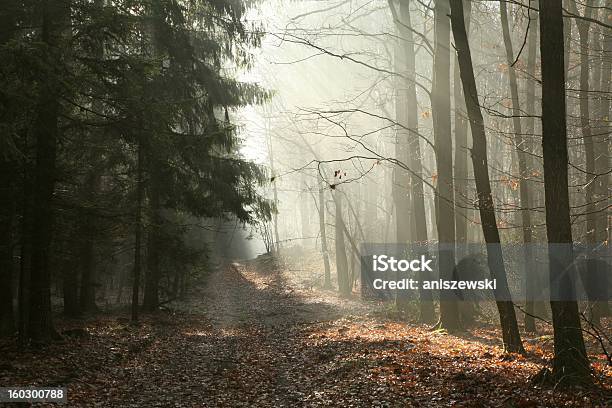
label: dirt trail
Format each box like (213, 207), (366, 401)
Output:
(3, 260), (609, 407)
(188, 260), (406, 407)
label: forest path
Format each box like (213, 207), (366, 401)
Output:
(187, 259), (414, 407)
(3, 259), (609, 407)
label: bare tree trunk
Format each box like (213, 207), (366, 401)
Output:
(593, 1), (611, 319)
(569, 0), (607, 325)
(538, 0), (591, 385)
(500, 1), (535, 335)
(266, 122), (281, 253)
(300, 174), (311, 242)
(334, 191), (350, 296)
(433, 0), (459, 331)
(18, 158), (32, 345)
(397, 0), (436, 323)
(450, 0), (524, 354)
(319, 181), (332, 288)
(390, 0), (416, 313)
(391, 0), (411, 252)
(453, 0), (471, 256)
(523, 2), (540, 333)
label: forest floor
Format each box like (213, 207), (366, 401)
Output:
(1, 257), (611, 407)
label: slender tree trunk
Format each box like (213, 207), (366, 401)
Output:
(132, 136), (144, 322)
(453, 0), (471, 256)
(79, 0), (105, 314)
(266, 123), (281, 253)
(334, 191), (350, 296)
(391, 0), (411, 252)
(397, 0), (436, 323)
(319, 181), (332, 288)
(143, 167), (162, 312)
(568, 0), (606, 324)
(300, 174), (311, 242)
(593, 1), (611, 319)
(524, 2), (540, 332)
(28, 0), (70, 342)
(0, 3), (16, 338)
(390, 0), (414, 312)
(538, 0), (591, 385)
(433, 0), (459, 331)
(500, 1), (536, 334)
(450, 0), (524, 353)
(18, 152), (32, 345)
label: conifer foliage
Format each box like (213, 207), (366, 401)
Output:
(0, 0), (271, 342)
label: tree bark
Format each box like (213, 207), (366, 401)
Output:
(593, 1), (611, 319)
(450, 0), (524, 354)
(334, 191), (350, 296)
(399, 0), (436, 323)
(391, 0), (412, 252)
(143, 165), (162, 312)
(319, 181), (332, 288)
(523, 2), (540, 333)
(500, 1), (536, 335)
(538, 0), (591, 385)
(0, 0), (16, 337)
(433, 0), (459, 331)
(28, 0), (70, 342)
(453, 0), (471, 256)
(132, 135), (144, 322)
(568, 0), (607, 324)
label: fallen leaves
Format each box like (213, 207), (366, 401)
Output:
(0, 260), (609, 407)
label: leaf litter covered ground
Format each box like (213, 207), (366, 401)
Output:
(1, 258), (610, 407)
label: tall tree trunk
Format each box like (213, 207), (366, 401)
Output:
(450, 0), (524, 354)
(500, 1), (535, 334)
(300, 174), (311, 242)
(568, 0), (605, 324)
(397, 0), (436, 323)
(538, 0), (591, 385)
(18, 153), (32, 345)
(391, 0), (411, 252)
(143, 165), (162, 312)
(28, 0), (70, 342)
(523, 2), (540, 333)
(433, 0), (459, 331)
(453, 0), (471, 256)
(593, 1), (611, 319)
(266, 120), (281, 253)
(79, 0), (105, 315)
(390, 0), (415, 313)
(334, 191), (350, 296)
(132, 135), (144, 322)
(0, 0), (17, 338)
(319, 181), (332, 288)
